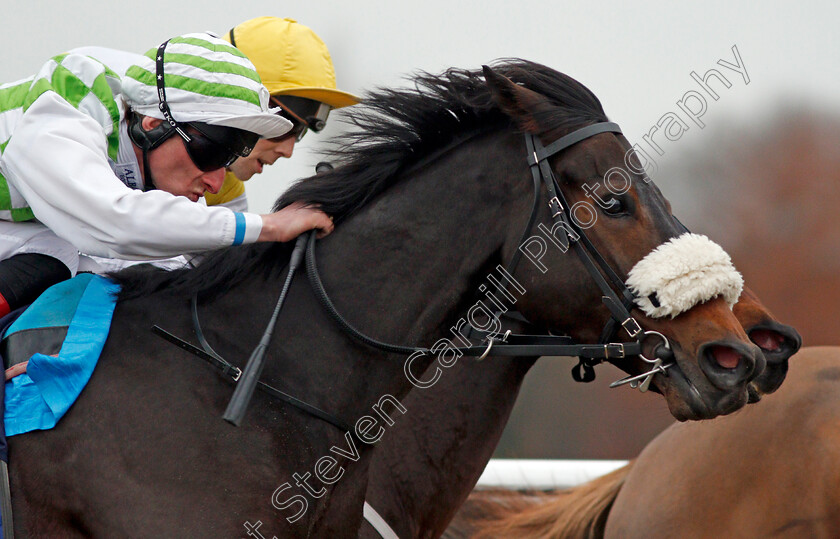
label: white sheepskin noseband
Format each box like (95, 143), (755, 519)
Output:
(626, 233), (743, 319)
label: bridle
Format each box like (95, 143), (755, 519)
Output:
(154, 121), (678, 428)
(521, 123), (675, 390)
(302, 122), (674, 388)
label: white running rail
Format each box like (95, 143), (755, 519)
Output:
(476, 459), (629, 490)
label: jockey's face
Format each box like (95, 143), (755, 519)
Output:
(139, 118), (226, 201)
(227, 136), (296, 182)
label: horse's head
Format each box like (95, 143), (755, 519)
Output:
(483, 65), (764, 420)
(733, 287), (802, 401)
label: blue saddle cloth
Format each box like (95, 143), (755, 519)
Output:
(2, 274), (120, 440)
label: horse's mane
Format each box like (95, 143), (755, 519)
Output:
(274, 59), (608, 218)
(115, 59), (607, 300)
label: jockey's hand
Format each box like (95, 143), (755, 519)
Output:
(259, 202), (334, 243)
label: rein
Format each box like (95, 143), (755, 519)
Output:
(154, 121), (675, 427)
(304, 231), (642, 360)
(302, 123), (674, 387)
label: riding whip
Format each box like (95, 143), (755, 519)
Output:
(223, 233), (309, 426)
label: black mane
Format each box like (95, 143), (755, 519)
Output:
(276, 59), (608, 219)
(115, 59), (607, 300)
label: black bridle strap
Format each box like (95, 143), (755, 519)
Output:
(598, 215), (693, 345)
(471, 124), (632, 357)
(575, 230), (636, 305)
(499, 166), (541, 282)
(304, 232), (642, 359)
(485, 125), (633, 331)
(524, 130), (642, 340)
(527, 122), (623, 166)
(152, 323), (354, 433)
(191, 295), (235, 374)
(299, 122), (648, 361)
(152, 121), (649, 431)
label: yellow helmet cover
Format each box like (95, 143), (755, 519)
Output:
(225, 17), (358, 108)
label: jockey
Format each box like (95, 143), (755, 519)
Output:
(0, 32), (335, 317)
(70, 18), (357, 272)
(208, 16), (359, 212)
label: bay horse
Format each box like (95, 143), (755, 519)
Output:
(8, 60), (761, 537)
(360, 287), (800, 538)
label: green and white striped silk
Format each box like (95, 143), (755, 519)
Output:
(121, 33), (272, 125)
(0, 54), (122, 221)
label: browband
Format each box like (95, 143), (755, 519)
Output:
(527, 121), (622, 165)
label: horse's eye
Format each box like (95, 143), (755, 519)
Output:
(603, 198), (626, 216)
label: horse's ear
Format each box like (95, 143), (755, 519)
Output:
(483, 65), (550, 134)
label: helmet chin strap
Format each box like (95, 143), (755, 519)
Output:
(127, 111), (165, 192)
(140, 147), (157, 192)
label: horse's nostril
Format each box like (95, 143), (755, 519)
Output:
(709, 345), (742, 370)
(750, 329), (784, 352)
(699, 341), (762, 392)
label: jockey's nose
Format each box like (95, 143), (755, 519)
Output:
(273, 136), (295, 159)
(202, 168), (226, 194)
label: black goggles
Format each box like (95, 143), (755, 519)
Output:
(270, 95), (332, 142)
(154, 40), (259, 171)
(176, 122), (259, 172)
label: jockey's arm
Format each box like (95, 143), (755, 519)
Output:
(4, 91), (331, 259)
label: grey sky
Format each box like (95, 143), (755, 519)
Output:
(3, 0), (838, 213)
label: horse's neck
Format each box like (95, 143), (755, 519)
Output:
(321, 135), (527, 344)
(366, 347), (537, 536)
(230, 131), (532, 420)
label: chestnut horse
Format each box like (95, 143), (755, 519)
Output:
(452, 351), (840, 539)
(361, 287), (800, 538)
(8, 61), (760, 537)
(605, 346), (836, 538)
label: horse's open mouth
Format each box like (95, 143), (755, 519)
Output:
(746, 357), (789, 403)
(747, 383), (763, 403)
(665, 357), (756, 420)
(745, 324), (802, 401)
(749, 326), (802, 365)
(651, 361), (717, 421)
